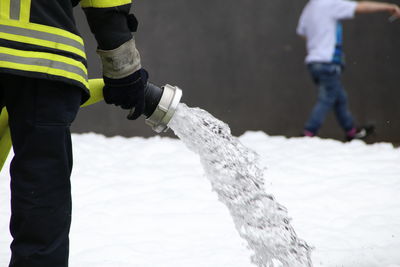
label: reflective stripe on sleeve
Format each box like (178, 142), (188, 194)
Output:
(80, 0), (132, 8)
(0, 47), (88, 88)
(0, 19), (86, 59)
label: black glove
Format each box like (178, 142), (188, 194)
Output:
(103, 68), (148, 120)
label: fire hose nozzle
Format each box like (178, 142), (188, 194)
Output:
(84, 79), (182, 133)
(129, 83), (182, 133)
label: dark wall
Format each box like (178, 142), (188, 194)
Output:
(71, 0), (400, 142)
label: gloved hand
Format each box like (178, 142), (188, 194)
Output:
(103, 68), (148, 120)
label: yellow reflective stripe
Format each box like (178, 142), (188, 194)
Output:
(2, 0), (29, 21)
(0, 46), (87, 74)
(0, 60), (89, 88)
(80, 0), (132, 8)
(0, 0), (11, 19)
(0, 47), (88, 88)
(0, 31), (86, 59)
(0, 61), (88, 87)
(0, 19), (86, 59)
(0, 24), (85, 52)
(19, 0), (31, 22)
(0, 19), (84, 46)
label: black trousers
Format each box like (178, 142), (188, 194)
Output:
(0, 74), (82, 267)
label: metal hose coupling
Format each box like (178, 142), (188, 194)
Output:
(130, 82), (182, 133)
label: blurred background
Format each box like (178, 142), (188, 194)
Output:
(72, 0), (400, 143)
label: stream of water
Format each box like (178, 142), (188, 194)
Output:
(168, 103), (313, 267)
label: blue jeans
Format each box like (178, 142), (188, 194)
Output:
(304, 63), (354, 134)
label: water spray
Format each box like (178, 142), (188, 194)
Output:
(125, 81), (313, 266)
(168, 105), (314, 267)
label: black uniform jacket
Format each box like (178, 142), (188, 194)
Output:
(0, 0), (134, 103)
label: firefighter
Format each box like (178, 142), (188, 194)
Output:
(0, 1), (146, 266)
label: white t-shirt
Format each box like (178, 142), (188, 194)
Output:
(297, 0), (357, 63)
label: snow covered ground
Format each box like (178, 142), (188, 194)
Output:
(1, 131), (399, 267)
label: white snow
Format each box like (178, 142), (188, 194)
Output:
(1, 131), (399, 267)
